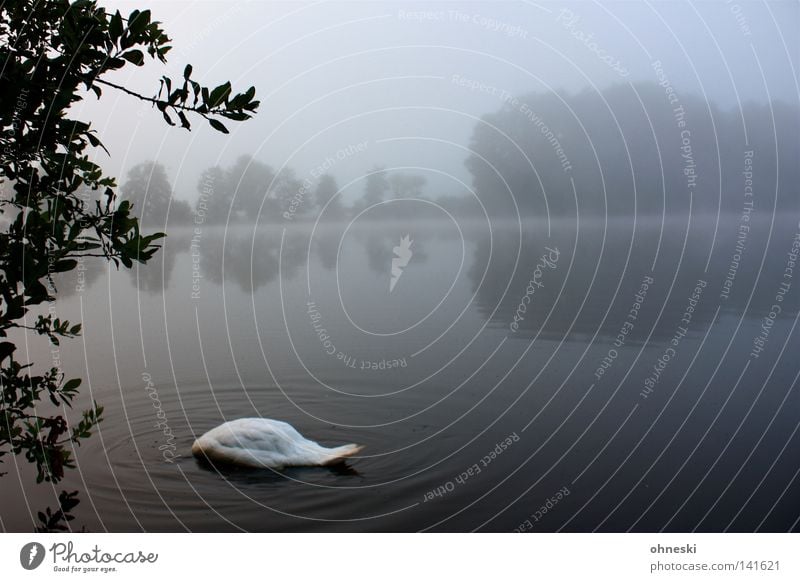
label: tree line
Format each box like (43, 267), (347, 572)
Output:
(120, 157), (440, 225)
(466, 82), (800, 217)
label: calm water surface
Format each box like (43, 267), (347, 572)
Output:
(3, 215), (800, 532)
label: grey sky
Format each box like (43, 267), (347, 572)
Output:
(87, 1), (799, 204)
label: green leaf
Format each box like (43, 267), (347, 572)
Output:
(208, 118), (229, 134)
(63, 378), (81, 392)
(53, 260), (78, 273)
(86, 132), (103, 149)
(0, 342), (16, 362)
(178, 111), (190, 130)
(208, 82), (231, 108)
(110, 11), (123, 40)
(121, 50), (144, 65)
(127, 9), (150, 35)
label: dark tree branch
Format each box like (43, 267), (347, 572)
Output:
(91, 77), (213, 117)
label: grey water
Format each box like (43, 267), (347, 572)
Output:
(3, 214), (800, 532)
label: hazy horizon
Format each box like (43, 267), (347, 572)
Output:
(79, 1), (798, 206)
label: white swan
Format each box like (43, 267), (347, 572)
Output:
(191, 418), (364, 469)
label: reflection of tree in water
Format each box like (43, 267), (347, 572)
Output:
(365, 233), (392, 275)
(457, 83), (800, 340)
(467, 217), (799, 342)
(313, 231), (340, 271)
(129, 237), (179, 293)
(356, 231), (429, 276)
(309, 227), (431, 274)
(202, 231), (307, 294)
(50, 256), (106, 298)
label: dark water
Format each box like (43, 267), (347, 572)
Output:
(3, 215), (800, 532)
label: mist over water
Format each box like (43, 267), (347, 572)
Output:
(3, 1), (800, 532)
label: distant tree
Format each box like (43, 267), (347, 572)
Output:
(351, 167), (389, 217)
(195, 166), (228, 223)
(195, 157), (301, 222)
(268, 167), (303, 219)
(463, 83), (800, 218)
(314, 174), (345, 220)
(363, 167), (389, 205)
(121, 161), (190, 226)
(389, 173), (427, 199)
(0, 0), (258, 531)
(226, 155), (274, 219)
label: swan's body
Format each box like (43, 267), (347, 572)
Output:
(191, 418), (363, 469)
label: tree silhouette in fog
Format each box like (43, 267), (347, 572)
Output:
(195, 156), (305, 222)
(227, 155), (274, 218)
(196, 165), (229, 221)
(348, 169), (432, 221)
(122, 161), (192, 226)
(389, 173), (427, 199)
(466, 82), (800, 218)
(268, 167), (304, 218)
(351, 167), (389, 217)
(315, 174), (346, 220)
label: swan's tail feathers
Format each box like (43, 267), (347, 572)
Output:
(321, 444), (364, 465)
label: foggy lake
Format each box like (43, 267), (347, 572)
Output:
(3, 213), (799, 532)
(2, 0), (799, 540)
